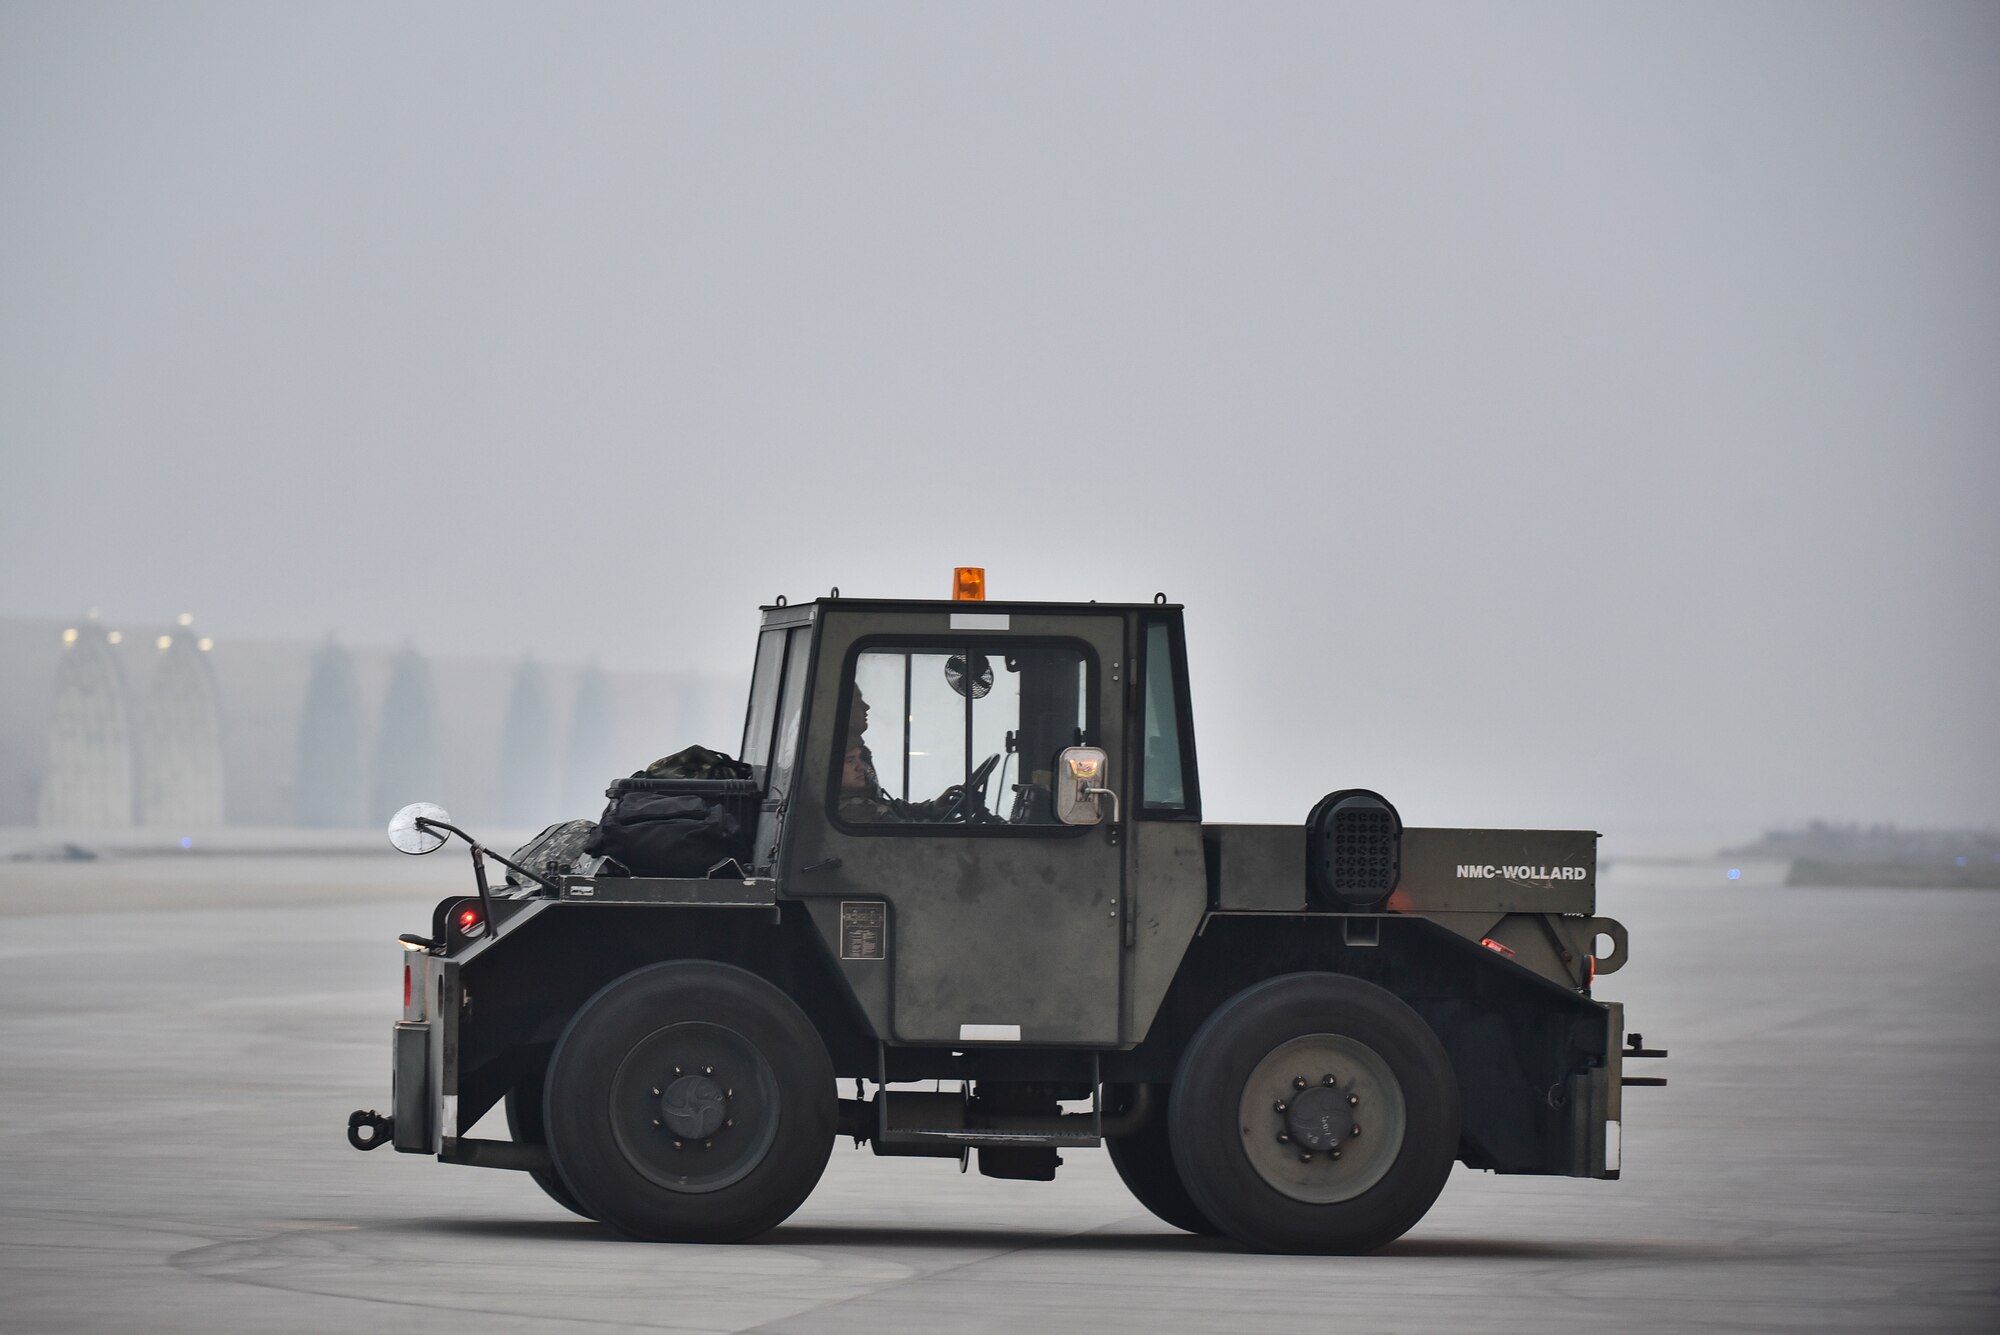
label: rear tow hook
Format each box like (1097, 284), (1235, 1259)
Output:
(347, 1109), (395, 1150)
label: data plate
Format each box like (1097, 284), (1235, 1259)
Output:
(840, 901), (887, 960)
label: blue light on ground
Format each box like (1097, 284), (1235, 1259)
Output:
(1727, 867), (1742, 880)
(179, 837), (192, 850)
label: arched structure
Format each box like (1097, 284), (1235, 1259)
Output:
(140, 627), (225, 827)
(298, 638), (366, 827)
(563, 663), (617, 815)
(371, 646), (439, 824)
(38, 622), (136, 827)
(499, 659), (554, 825)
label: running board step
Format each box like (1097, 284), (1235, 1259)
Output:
(869, 1087), (1113, 1153)
(880, 1126), (1102, 1148)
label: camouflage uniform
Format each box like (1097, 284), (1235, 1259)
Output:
(838, 788), (960, 824)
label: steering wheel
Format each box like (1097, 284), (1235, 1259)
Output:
(943, 753), (1003, 822)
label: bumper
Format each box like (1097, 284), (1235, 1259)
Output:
(1565, 1001), (1636, 1179)
(392, 1020), (436, 1153)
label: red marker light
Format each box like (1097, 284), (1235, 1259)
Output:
(1479, 936), (1517, 959)
(456, 905), (485, 937)
(403, 963), (412, 1010)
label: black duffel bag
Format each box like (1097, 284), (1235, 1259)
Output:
(582, 791), (748, 879)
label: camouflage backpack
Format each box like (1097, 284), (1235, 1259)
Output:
(641, 745), (752, 782)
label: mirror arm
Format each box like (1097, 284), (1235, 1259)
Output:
(1085, 786), (1121, 826)
(413, 815), (561, 910)
(414, 816), (474, 848)
(467, 842), (499, 936)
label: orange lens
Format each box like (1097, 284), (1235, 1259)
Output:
(952, 567), (985, 601)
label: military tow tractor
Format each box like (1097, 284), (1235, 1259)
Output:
(347, 575), (1664, 1254)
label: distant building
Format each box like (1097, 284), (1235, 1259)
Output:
(297, 638), (367, 827)
(498, 659), (555, 825)
(38, 620), (136, 827)
(370, 646), (439, 825)
(0, 614), (741, 830)
(564, 663), (618, 815)
(139, 620), (225, 828)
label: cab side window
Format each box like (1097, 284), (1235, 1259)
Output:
(1140, 621), (1194, 817)
(839, 644), (1088, 829)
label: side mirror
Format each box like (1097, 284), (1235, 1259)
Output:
(387, 802), (451, 855)
(1054, 747), (1117, 826)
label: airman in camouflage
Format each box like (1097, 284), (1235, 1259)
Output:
(837, 743), (962, 823)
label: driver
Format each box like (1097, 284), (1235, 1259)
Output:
(837, 743), (966, 824)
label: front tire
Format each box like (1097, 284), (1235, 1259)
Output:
(1170, 972), (1460, 1254)
(544, 961), (836, 1242)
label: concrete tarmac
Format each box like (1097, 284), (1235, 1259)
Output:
(1, 857), (1996, 1333)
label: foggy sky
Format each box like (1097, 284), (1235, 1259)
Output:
(3, 2), (1996, 833)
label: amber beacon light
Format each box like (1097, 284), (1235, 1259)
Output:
(952, 567), (986, 601)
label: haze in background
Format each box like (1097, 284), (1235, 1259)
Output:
(3, 2), (1994, 834)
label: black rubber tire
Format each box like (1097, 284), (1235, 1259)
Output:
(1169, 972), (1460, 1254)
(544, 961), (836, 1242)
(1104, 1084), (1218, 1235)
(504, 1079), (595, 1220)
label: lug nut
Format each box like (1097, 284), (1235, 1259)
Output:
(726, 1089), (734, 1100)
(704, 1066), (714, 1076)
(1351, 1126), (1362, 1138)
(673, 1141), (683, 1150)
(1274, 1100), (1288, 1113)
(1332, 1149), (1342, 1160)
(651, 1118), (661, 1126)
(1293, 1076), (1307, 1090)
(703, 1139), (713, 1150)
(724, 1119), (734, 1128)
(1349, 1094), (1359, 1106)
(674, 1065), (682, 1075)
(1277, 1133), (1290, 1144)
(1299, 1152), (1313, 1163)
(1322, 1075), (1336, 1085)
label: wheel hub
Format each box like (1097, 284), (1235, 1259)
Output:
(1283, 1084), (1355, 1151)
(609, 1021), (779, 1195)
(660, 1074), (728, 1139)
(1237, 1033), (1407, 1204)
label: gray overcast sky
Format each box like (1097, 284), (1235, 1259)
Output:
(3, 2), (1995, 832)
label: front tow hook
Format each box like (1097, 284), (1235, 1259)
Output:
(348, 1109), (395, 1150)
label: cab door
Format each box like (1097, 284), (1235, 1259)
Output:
(788, 608), (1129, 1047)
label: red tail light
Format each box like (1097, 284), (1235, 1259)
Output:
(403, 963), (412, 1010)
(1479, 936), (1517, 959)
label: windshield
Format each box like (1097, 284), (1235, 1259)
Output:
(740, 628), (786, 786)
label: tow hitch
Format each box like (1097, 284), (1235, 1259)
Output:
(347, 1109), (395, 1150)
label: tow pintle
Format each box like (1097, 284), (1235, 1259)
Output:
(347, 1109), (394, 1150)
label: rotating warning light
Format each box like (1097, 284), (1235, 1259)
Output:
(952, 567), (985, 601)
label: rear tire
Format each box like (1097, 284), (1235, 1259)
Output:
(1104, 1084), (1218, 1235)
(505, 1079), (594, 1220)
(1170, 972), (1460, 1254)
(545, 961), (836, 1242)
